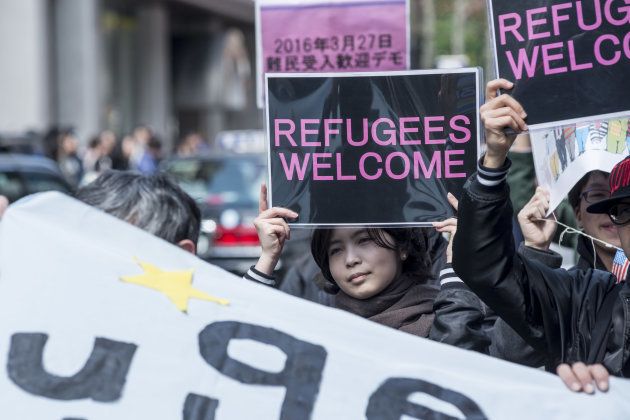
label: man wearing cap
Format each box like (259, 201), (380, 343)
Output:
(454, 79), (630, 392)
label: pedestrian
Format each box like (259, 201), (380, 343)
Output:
(246, 185), (448, 332)
(244, 183), (501, 357)
(56, 128), (83, 187)
(76, 170), (200, 254)
(136, 136), (163, 175)
(567, 171), (620, 274)
(454, 78), (623, 393)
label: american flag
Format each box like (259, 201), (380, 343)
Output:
(611, 249), (629, 283)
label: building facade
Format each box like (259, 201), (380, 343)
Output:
(0, 0), (259, 152)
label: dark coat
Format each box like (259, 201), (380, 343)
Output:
(573, 234), (609, 272)
(454, 166), (630, 376)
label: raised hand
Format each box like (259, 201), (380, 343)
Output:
(253, 184), (298, 275)
(480, 79), (528, 168)
(518, 187), (556, 251)
(433, 193), (459, 264)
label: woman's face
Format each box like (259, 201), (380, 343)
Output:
(327, 228), (402, 299)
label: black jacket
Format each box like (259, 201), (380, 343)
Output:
(431, 249), (549, 368)
(573, 234), (609, 271)
(245, 218), (540, 365)
(248, 228), (450, 306)
(454, 159), (630, 376)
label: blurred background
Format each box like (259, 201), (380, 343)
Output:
(0, 0), (491, 147)
(0, 0), (492, 274)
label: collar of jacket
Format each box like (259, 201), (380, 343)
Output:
(574, 234), (608, 271)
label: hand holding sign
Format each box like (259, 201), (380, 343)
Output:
(518, 187), (557, 251)
(266, 70), (480, 225)
(254, 183), (298, 276)
(432, 193), (459, 264)
(480, 79), (528, 168)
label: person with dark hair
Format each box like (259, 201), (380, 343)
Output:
(55, 128), (83, 187)
(83, 135), (102, 172)
(566, 170), (620, 272)
(76, 170), (201, 254)
(307, 227), (439, 335)
(453, 78), (630, 394)
(243, 185), (494, 347)
(175, 132), (206, 157)
(517, 170), (618, 274)
(111, 135), (135, 171)
(136, 136), (163, 175)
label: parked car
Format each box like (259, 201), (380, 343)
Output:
(0, 154), (73, 203)
(0, 131), (47, 155)
(161, 153), (271, 275)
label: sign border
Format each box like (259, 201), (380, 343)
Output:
(264, 67), (482, 227)
(486, 0), (630, 131)
(255, 0), (411, 109)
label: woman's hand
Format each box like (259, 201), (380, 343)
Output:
(253, 184), (298, 275)
(433, 193), (459, 264)
(518, 187), (556, 251)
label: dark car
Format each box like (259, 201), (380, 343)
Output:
(161, 153), (269, 275)
(0, 154), (73, 203)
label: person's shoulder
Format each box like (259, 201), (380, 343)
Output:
(519, 255), (617, 299)
(567, 266), (619, 300)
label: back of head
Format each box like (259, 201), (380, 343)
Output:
(76, 170), (201, 244)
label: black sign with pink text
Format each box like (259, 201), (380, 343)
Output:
(265, 70), (480, 226)
(489, 0), (630, 129)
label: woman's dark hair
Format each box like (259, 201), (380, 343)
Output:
(310, 228), (433, 294)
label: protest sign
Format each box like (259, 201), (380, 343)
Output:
(2, 192), (630, 419)
(488, 0), (630, 129)
(531, 116), (630, 212)
(256, 0), (410, 107)
(265, 69), (480, 226)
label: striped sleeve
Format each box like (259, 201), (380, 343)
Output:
(476, 156), (511, 187)
(243, 265), (276, 286)
(439, 263), (463, 286)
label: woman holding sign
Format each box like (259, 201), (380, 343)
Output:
(245, 184), (491, 348)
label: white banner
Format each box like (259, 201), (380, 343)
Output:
(531, 117), (630, 213)
(1, 192), (630, 419)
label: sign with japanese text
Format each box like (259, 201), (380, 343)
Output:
(2, 192), (630, 419)
(488, 0), (630, 129)
(256, 0), (410, 107)
(265, 69), (480, 226)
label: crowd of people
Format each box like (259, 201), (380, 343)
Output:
(0, 78), (628, 397)
(40, 125), (207, 189)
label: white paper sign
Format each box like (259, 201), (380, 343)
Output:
(1, 192), (630, 419)
(531, 117), (630, 213)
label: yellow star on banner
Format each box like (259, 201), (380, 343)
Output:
(120, 259), (229, 312)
